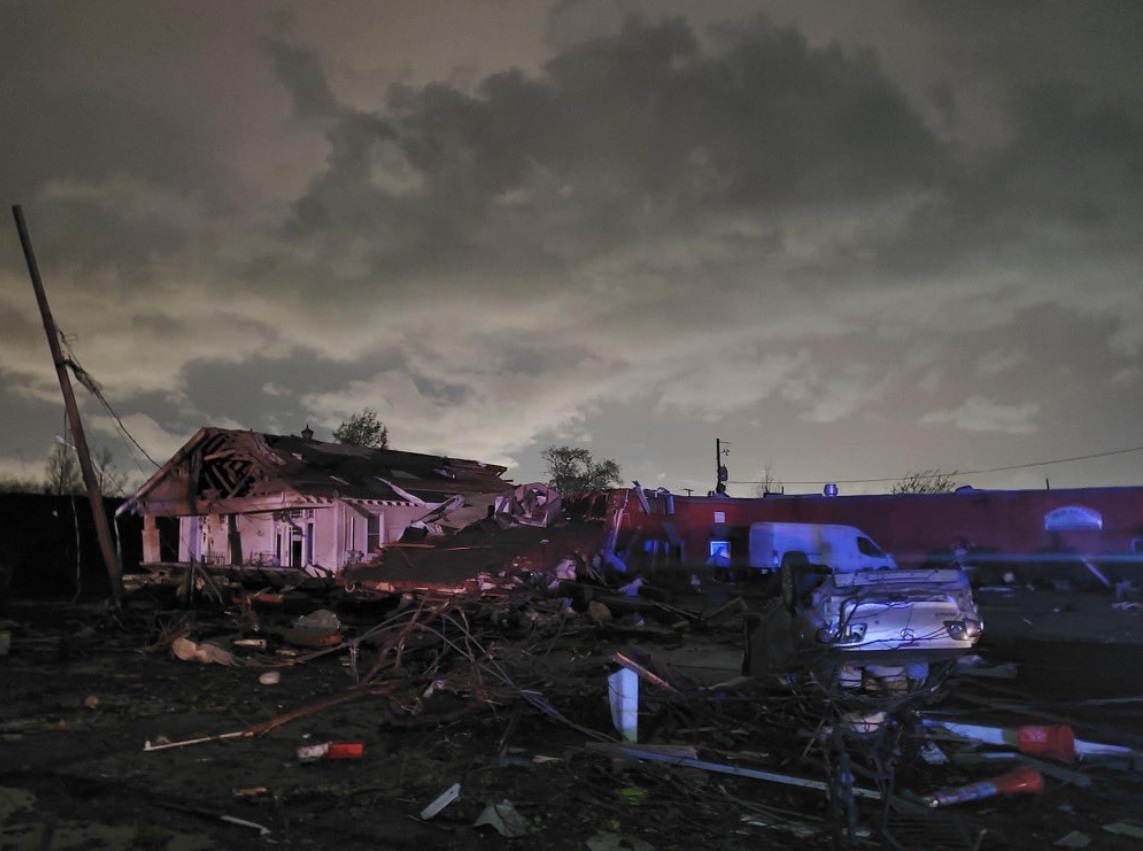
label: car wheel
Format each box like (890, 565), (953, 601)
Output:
(780, 551), (810, 612)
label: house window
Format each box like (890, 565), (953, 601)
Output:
(367, 513), (382, 552)
(708, 539), (730, 566)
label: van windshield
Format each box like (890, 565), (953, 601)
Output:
(857, 537), (885, 557)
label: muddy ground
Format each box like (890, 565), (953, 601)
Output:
(2, 574), (1143, 851)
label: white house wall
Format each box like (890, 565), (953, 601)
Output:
(340, 502), (398, 565)
(170, 502), (432, 572)
(177, 516), (196, 563)
(312, 507), (339, 572)
(179, 513), (226, 564)
(336, 502), (430, 562)
(177, 511), (310, 568)
(339, 503), (370, 566)
(237, 513), (277, 565)
(386, 505), (426, 545)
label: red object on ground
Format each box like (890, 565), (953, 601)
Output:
(1017, 724), (1076, 762)
(326, 742), (364, 759)
(925, 765), (1044, 808)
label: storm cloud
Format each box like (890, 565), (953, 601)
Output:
(1, 1), (1140, 493)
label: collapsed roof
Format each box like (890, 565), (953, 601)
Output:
(119, 427), (513, 517)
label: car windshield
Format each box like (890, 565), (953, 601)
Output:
(857, 537), (885, 557)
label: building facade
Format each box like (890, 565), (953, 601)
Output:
(118, 427), (512, 576)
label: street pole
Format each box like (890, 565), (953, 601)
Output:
(715, 438), (728, 495)
(12, 205), (124, 605)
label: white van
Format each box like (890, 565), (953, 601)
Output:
(747, 522), (896, 574)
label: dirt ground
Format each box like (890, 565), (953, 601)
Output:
(2, 569), (1143, 851)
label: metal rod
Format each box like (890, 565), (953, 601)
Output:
(587, 742), (882, 800)
(12, 204), (125, 605)
(143, 730), (250, 752)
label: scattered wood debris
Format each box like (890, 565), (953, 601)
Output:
(3, 533), (1143, 850)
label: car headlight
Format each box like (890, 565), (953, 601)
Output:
(945, 619), (982, 640)
(835, 622), (867, 645)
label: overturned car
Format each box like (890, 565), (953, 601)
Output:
(744, 546), (982, 699)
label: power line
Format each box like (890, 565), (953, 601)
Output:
(729, 443), (1143, 486)
(94, 393), (162, 469)
(58, 333), (161, 469)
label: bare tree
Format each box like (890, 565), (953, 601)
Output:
(541, 445), (621, 496)
(44, 444), (83, 495)
(892, 467), (959, 494)
(93, 447), (130, 497)
(334, 408), (390, 449)
(752, 463), (784, 497)
(43, 444), (129, 496)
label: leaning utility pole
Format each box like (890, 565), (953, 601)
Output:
(715, 438), (729, 495)
(12, 205), (124, 605)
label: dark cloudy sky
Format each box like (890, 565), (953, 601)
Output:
(3, 0), (1141, 495)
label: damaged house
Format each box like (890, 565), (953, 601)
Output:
(116, 427), (513, 578)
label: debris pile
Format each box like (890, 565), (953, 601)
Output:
(2, 533), (1143, 850)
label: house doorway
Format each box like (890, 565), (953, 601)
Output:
(290, 526), (304, 568)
